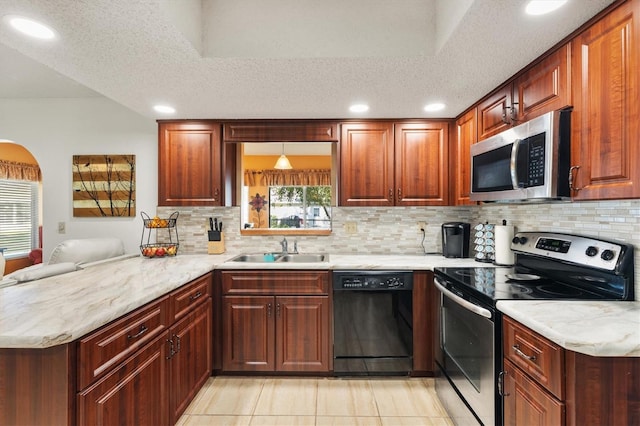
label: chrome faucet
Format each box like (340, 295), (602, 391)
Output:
(280, 237), (288, 255)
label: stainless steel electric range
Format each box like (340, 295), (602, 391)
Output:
(433, 231), (635, 426)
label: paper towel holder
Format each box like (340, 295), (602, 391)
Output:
(493, 219), (515, 266)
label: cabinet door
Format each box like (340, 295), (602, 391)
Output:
(158, 121), (222, 206)
(477, 84), (513, 140)
(275, 296), (331, 372)
(169, 299), (212, 424)
(503, 359), (565, 426)
(222, 295), (275, 371)
(452, 110), (477, 205)
(570, 0), (640, 200)
(515, 43), (571, 123)
(340, 122), (395, 206)
(78, 333), (170, 426)
(394, 122), (449, 206)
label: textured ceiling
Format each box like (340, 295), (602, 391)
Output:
(0, 0), (616, 120)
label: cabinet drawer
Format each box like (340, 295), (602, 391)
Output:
(171, 273), (212, 322)
(503, 316), (564, 399)
(221, 271), (329, 295)
(77, 297), (170, 390)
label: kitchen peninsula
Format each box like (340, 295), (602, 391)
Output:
(1, 254), (639, 425)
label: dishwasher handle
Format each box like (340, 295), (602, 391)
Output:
(434, 277), (492, 319)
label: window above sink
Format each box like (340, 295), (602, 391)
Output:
(239, 142), (336, 236)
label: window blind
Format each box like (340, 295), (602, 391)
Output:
(0, 179), (39, 257)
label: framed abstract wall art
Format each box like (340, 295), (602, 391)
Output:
(72, 154), (135, 217)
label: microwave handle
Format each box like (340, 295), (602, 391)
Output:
(510, 138), (522, 189)
(434, 277), (492, 319)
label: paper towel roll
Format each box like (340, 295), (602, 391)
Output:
(494, 225), (515, 265)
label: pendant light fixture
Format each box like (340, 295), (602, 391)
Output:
(274, 143), (293, 169)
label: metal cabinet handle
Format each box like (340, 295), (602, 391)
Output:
(166, 338), (175, 359)
(513, 344), (536, 362)
(498, 371), (510, 397)
(397, 188), (402, 201)
(388, 189), (393, 202)
(214, 188), (220, 201)
(276, 303), (281, 317)
(189, 291), (202, 301)
(175, 334), (181, 353)
(569, 165), (582, 192)
(267, 303), (272, 318)
(127, 324), (148, 340)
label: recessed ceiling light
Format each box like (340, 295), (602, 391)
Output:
(349, 103), (369, 113)
(153, 105), (176, 114)
(4, 15), (56, 40)
(424, 103), (446, 112)
(525, 1), (568, 16)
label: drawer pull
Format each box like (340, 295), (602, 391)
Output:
(189, 291), (203, 301)
(513, 344), (536, 362)
(127, 324), (148, 340)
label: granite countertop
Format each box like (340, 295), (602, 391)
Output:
(2, 253), (638, 358)
(497, 300), (640, 357)
(0, 253), (477, 349)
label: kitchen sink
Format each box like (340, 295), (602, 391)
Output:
(228, 253), (328, 263)
(229, 253), (282, 262)
(279, 254), (328, 263)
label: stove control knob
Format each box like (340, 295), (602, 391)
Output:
(601, 249), (615, 261)
(585, 246), (599, 257)
(512, 236), (528, 245)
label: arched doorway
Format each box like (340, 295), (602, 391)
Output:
(0, 141), (43, 274)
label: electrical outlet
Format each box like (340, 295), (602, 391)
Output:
(58, 221), (66, 234)
(344, 221), (358, 234)
(417, 221), (427, 232)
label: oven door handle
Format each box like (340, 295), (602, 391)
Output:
(434, 278), (492, 319)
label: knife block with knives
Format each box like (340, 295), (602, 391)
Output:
(207, 217), (225, 254)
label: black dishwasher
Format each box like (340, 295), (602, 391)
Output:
(333, 270), (413, 376)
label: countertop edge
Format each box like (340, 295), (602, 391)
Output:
(497, 300), (640, 358)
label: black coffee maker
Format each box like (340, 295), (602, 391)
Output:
(441, 222), (470, 258)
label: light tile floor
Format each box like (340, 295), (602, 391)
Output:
(178, 376), (454, 426)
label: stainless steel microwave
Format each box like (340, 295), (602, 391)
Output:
(470, 109), (571, 202)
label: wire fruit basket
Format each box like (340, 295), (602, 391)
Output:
(140, 211), (179, 258)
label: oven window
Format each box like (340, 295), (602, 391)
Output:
(441, 296), (493, 393)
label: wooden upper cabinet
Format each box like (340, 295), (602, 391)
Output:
(570, 0), (640, 200)
(515, 42), (572, 123)
(158, 121), (222, 206)
(394, 122), (449, 206)
(452, 109), (477, 206)
(477, 43), (571, 141)
(477, 85), (512, 140)
(340, 121), (449, 206)
(223, 121), (339, 142)
(340, 122), (395, 206)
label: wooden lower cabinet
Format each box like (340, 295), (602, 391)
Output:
(503, 359), (565, 426)
(78, 333), (170, 426)
(222, 295), (330, 372)
(276, 295), (330, 372)
(220, 270), (331, 373)
(223, 295), (274, 371)
(503, 316), (640, 426)
(169, 299), (212, 424)
(78, 277), (213, 426)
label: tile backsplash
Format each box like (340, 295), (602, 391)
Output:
(158, 199), (640, 300)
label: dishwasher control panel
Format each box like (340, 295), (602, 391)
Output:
(333, 271), (413, 290)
